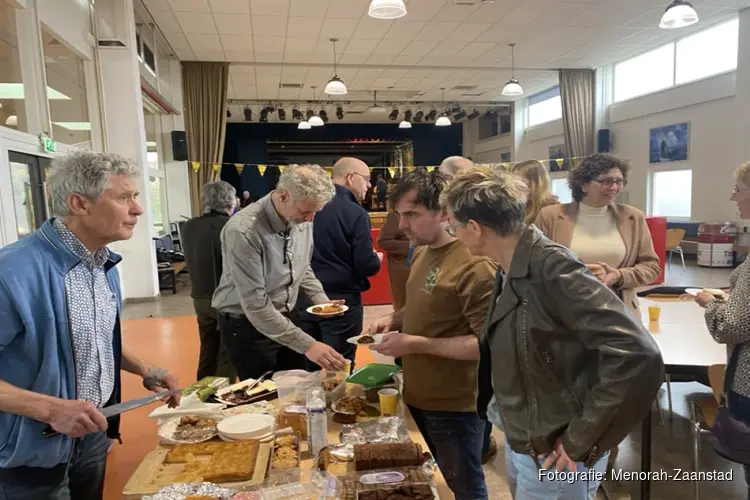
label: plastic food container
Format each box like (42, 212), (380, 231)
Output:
(272, 370), (320, 404)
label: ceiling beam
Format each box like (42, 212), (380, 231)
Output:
(230, 62), (562, 73)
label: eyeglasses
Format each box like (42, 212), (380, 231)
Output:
(351, 172), (371, 183)
(733, 185), (750, 195)
(593, 178), (627, 187)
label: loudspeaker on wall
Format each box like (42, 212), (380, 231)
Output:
(171, 130), (188, 161)
(597, 129), (611, 153)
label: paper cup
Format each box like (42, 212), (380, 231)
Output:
(648, 304), (661, 322)
(378, 388), (399, 416)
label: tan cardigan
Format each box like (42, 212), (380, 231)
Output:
(535, 202), (661, 315)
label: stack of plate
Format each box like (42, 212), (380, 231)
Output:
(217, 414), (276, 442)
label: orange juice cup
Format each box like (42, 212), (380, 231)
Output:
(648, 304), (661, 322)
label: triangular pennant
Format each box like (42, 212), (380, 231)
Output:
(258, 164), (267, 176)
(426, 166), (435, 173)
(235, 163), (245, 175)
(191, 161), (200, 172)
(388, 167), (396, 178)
(556, 158), (564, 169)
(212, 162), (222, 173)
(279, 165), (286, 173)
(407, 166), (415, 172)
(326, 167), (333, 178)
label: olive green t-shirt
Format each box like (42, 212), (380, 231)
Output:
(401, 240), (497, 412)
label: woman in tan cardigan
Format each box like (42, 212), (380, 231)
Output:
(511, 160), (560, 225)
(536, 154), (660, 316)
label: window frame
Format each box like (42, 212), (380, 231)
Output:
(527, 86), (562, 128)
(647, 167), (693, 221)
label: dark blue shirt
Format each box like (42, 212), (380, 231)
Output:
(311, 184), (381, 295)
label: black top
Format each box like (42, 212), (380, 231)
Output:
(181, 210), (230, 299)
(311, 184), (381, 295)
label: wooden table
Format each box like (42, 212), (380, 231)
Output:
(637, 297), (727, 500)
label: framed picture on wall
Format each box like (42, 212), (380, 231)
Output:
(548, 144), (570, 172)
(649, 122), (689, 163)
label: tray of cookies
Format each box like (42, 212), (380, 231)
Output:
(269, 430), (301, 473)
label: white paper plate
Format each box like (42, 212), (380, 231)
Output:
(157, 416), (218, 444)
(217, 414), (276, 440)
(685, 288), (727, 298)
(219, 430), (275, 443)
(346, 333), (385, 346)
(306, 303), (349, 317)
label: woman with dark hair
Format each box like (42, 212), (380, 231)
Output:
(536, 153), (660, 317)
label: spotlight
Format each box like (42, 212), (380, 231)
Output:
(319, 110), (328, 123)
(306, 109), (314, 120)
(277, 108), (286, 121)
(265, 106), (276, 114)
(425, 110), (437, 122)
(404, 110), (412, 122)
(243, 107), (252, 121)
(226, 109), (232, 118)
(259, 108), (269, 123)
(292, 108), (303, 121)
(414, 111), (423, 123)
(453, 110), (467, 121)
(336, 106), (344, 120)
(388, 109), (399, 121)
(467, 109), (480, 120)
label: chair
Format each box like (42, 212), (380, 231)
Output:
(666, 228), (686, 270)
(689, 363), (725, 500)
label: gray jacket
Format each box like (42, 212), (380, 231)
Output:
(212, 194), (329, 353)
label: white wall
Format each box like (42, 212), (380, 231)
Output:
(515, 119), (565, 163)
(462, 118), (513, 163)
(162, 59), (192, 221)
(608, 73), (739, 222)
(37, 0), (93, 60)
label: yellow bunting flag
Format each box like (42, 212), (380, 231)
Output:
(388, 167), (396, 178)
(326, 167), (333, 178)
(556, 159), (564, 169)
(257, 164), (267, 176)
(235, 163), (245, 175)
(191, 161), (200, 172)
(426, 166), (435, 173)
(407, 166), (415, 172)
(279, 165), (286, 173)
(212, 163), (221, 173)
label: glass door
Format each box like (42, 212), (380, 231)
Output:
(8, 152), (52, 239)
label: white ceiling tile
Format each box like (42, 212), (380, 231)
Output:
(402, 0), (449, 21)
(287, 17), (323, 38)
(392, 54), (423, 66)
(464, 0), (522, 23)
(325, 0), (368, 19)
(446, 23), (492, 42)
(224, 50), (255, 62)
(418, 55), (458, 66)
(143, 0), (171, 12)
(250, 0), (289, 16)
(352, 19), (393, 39)
(366, 54), (398, 65)
(229, 86), (256, 98)
(188, 33), (223, 51)
(191, 49), (226, 61)
(285, 37), (319, 54)
(338, 53), (369, 64)
(173, 48), (195, 60)
(148, 9), (183, 33)
(344, 38), (380, 55)
(254, 36), (286, 52)
(164, 31), (191, 50)
(430, 41), (468, 57)
(502, 0), (559, 25)
(383, 20), (427, 40)
(284, 52), (311, 63)
(372, 78), (399, 87)
(213, 13), (252, 35)
(230, 64), (255, 74)
(455, 42), (496, 60)
(533, 2), (591, 26)
(415, 22), (460, 41)
(220, 34), (254, 50)
(290, 0), (331, 17)
(375, 39), (409, 55)
(381, 68), (408, 78)
(175, 12), (217, 34)
(432, 3), (483, 22)
(168, 0), (210, 12)
(281, 66), (308, 77)
(320, 18), (358, 39)
(210, 0), (250, 14)
(400, 40), (438, 57)
(252, 15), (288, 36)
(404, 69), (432, 79)
(255, 52), (284, 62)
(278, 87), (301, 99)
(392, 78), (422, 89)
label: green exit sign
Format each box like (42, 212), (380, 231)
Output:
(42, 137), (56, 153)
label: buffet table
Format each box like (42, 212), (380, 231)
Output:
(123, 392), (452, 499)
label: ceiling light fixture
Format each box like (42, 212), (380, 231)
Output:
(308, 86), (324, 126)
(298, 121), (311, 130)
(368, 0), (407, 20)
(5, 115), (17, 127)
(435, 88), (451, 127)
(659, 0), (699, 29)
(324, 38), (347, 95)
(399, 120), (412, 129)
(501, 43), (524, 97)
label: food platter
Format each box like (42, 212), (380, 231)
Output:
(157, 416), (218, 444)
(215, 379), (278, 407)
(306, 303), (349, 317)
(346, 334), (385, 346)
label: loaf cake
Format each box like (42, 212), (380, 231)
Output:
(353, 443), (424, 471)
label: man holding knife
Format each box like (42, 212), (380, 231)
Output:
(0, 151), (180, 500)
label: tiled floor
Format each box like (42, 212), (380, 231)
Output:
(112, 260), (747, 499)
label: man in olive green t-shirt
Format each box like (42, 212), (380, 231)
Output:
(368, 169), (496, 500)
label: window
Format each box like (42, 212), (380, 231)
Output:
(150, 176), (164, 234)
(650, 169), (692, 219)
(0, 2), (29, 133)
(550, 177), (572, 204)
(528, 86), (562, 127)
(478, 112), (499, 140)
(614, 44), (675, 102)
(676, 18), (738, 85)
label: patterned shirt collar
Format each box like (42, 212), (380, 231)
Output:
(52, 218), (109, 268)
